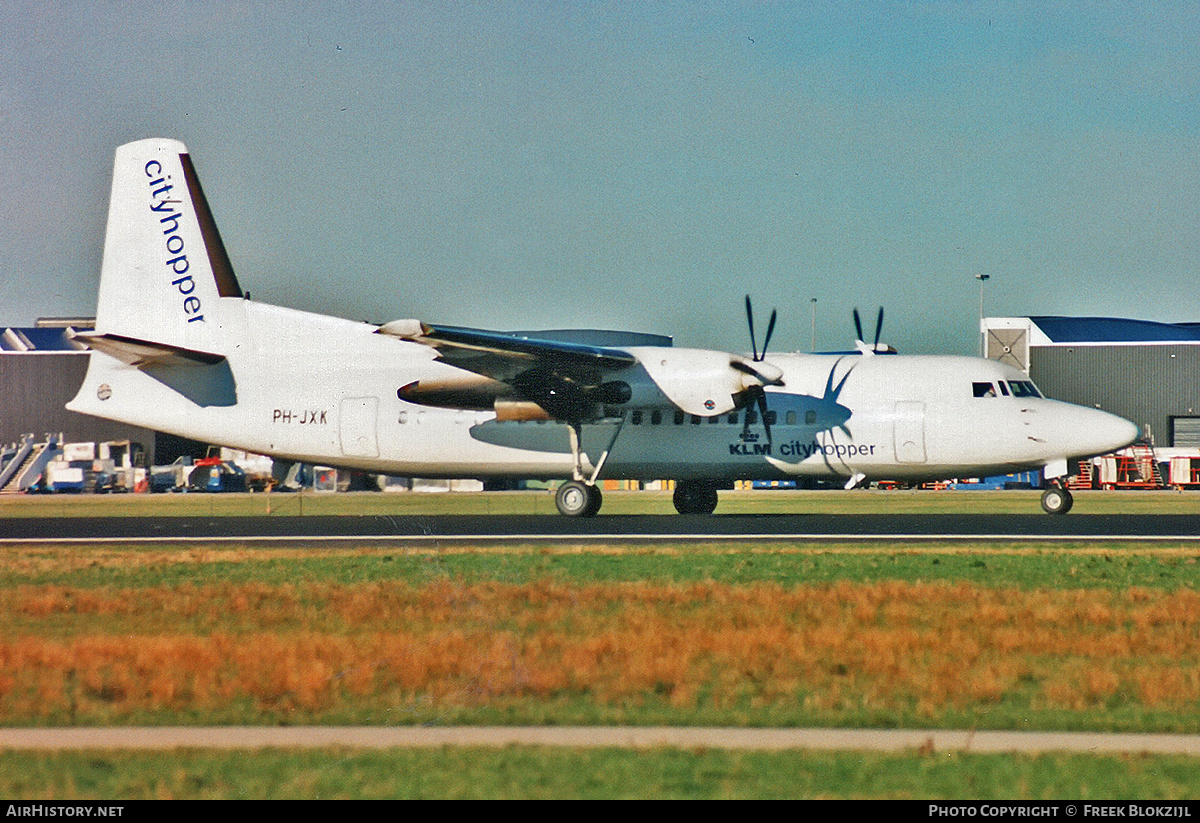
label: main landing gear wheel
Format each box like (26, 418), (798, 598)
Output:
(1040, 486), (1074, 515)
(673, 481), (719, 515)
(556, 480), (602, 517)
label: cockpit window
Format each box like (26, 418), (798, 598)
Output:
(974, 379), (1043, 398)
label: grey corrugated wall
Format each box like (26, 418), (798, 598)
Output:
(1030, 345), (1200, 446)
(0, 354), (159, 460)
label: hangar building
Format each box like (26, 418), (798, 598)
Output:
(984, 316), (1200, 449)
(0, 319), (198, 474)
(984, 316), (1200, 487)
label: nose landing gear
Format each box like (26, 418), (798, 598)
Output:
(1040, 484), (1074, 515)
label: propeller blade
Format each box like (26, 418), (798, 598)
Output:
(745, 295), (758, 362)
(757, 390), (772, 443)
(740, 385), (760, 439)
(745, 296), (778, 362)
(731, 357), (784, 386)
(734, 384), (774, 444)
(761, 309), (777, 361)
(873, 307), (884, 351)
(729, 359), (762, 380)
(853, 308), (864, 345)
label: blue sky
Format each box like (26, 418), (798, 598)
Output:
(2, 1), (1197, 354)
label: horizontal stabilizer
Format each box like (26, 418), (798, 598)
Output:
(71, 331), (226, 368)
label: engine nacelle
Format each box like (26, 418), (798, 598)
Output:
(623, 347), (783, 417)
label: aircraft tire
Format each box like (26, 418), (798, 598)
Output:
(1040, 486), (1074, 515)
(673, 481), (719, 515)
(584, 483), (603, 516)
(556, 480), (602, 517)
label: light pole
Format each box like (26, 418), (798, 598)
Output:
(975, 274), (990, 357)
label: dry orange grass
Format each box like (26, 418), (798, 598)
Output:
(1, 579), (1198, 723)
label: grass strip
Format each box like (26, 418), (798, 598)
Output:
(3, 540), (1198, 590)
(2, 576), (1197, 731)
(1, 747), (1198, 799)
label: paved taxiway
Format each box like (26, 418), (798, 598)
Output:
(2, 513), (1199, 542)
(2, 726), (1199, 755)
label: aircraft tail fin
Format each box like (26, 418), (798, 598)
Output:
(92, 138), (244, 354)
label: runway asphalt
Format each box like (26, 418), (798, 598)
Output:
(2, 512), (1199, 541)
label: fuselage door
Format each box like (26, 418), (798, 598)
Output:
(340, 396), (380, 459)
(893, 400), (927, 463)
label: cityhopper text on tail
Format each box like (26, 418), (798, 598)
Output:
(67, 139), (1140, 516)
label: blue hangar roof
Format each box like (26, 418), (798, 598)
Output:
(1, 327), (87, 352)
(1030, 316), (1200, 344)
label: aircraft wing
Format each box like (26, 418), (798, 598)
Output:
(379, 321), (637, 381)
(378, 321), (641, 419)
(377, 319), (782, 421)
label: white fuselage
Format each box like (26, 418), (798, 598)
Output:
(69, 296), (1138, 484)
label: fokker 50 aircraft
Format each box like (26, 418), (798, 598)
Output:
(68, 139), (1140, 516)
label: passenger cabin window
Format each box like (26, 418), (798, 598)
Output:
(785, 410), (797, 426)
(631, 410), (643, 425)
(651, 410), (662, 425)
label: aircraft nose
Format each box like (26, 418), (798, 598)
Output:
(1076, 407), (1141, 457)
(1033, 402), (1140, 460)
